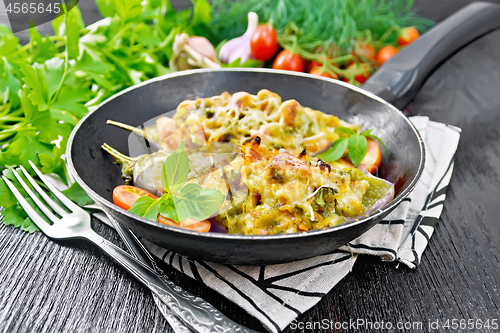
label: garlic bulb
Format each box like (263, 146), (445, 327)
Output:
(218, 12), (258, 64)
(170, 33), (221, 71)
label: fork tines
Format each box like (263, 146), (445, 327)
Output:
(1, 161), (81, 234)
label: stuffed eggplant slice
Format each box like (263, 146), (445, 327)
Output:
(103, 90), (394, 235)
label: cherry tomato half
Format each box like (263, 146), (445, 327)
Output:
(113, 185), (157, 210)
(375, 46), (399, 66)
(309, 66), (338, 79)
(158, 216), (212, 233)
(250, 24), (279, 61)
(113, 185), (212, 233)
(398, 27), (420, 46)
(272, 50), (305, 72)
(357, 137), (382, 174)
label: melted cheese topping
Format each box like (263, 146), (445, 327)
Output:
(158, 89), (360, 154)
(206, 139), (371, 235)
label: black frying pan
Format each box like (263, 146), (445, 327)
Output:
(67, 2), (500, 265)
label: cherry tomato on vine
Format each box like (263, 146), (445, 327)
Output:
(398, 27), (420, 46)
(113, 185), (157, 210)
(307, 55), (331, 72)
(351, 41), (376, 63)
(309, 66), (338, 79)
(250, 24), (279, 61)
(375, 46), (399, 66)
(272, 50), (305, 72)
(345, 63), (372, 84)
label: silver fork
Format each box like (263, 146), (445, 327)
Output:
(3, 161), (257, 333)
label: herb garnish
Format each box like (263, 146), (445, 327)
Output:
(317, 127), (386, 167)
(128, 142), (225, 223)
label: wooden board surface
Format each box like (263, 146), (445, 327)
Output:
(1, 1), (499, 332)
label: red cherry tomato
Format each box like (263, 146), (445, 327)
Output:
(375, 46), (399, 66)
(350, 41), (376, 64)
(272, 50), (305, 72)
(357, 137), (382, 174)
(345, 63), (372, 84)
(113, 185), (157, 210)
(307, 55), (331, 72)
(398, 27), (420, 46)
(309, 66), (338, 79)
(250, 24), (279, 61)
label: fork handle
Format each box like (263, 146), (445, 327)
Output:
(84, 230), (257, 333)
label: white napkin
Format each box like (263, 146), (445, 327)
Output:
(141, 116), (461, 332)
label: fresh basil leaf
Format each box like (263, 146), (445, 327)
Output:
(174, 183), (224, 221)
(163, 142), (189, 193)
(158, 194), (179, 223)
(317, 138), (348, 162)
(347, 134), (368, 167)
(334, 126), (356, 137)
(128, 196), (159, 221)
(361, 130), (387, 157)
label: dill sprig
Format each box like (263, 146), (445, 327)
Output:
(209, 0), (434, 54)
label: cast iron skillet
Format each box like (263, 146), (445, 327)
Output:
(67, 2), (500, 264)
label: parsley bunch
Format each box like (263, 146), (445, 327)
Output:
(0, 0), (215, 232)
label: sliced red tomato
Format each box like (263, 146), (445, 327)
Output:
(375, 46), (399, 66)
(113, 185), (212, 233)
(158, 216), (212, 233)
(113, 185), (157, 210)
(357, 137), (382, 174)
(398, 27), (420, 46)
(272, 50), (305, 72)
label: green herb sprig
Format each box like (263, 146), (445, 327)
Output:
(317, 127), (386, 167)
(128, 142), (225, 223)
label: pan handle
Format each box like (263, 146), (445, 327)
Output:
(361, 1), (500, 109)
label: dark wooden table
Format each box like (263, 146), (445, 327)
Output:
(1, 1), (500, 332)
